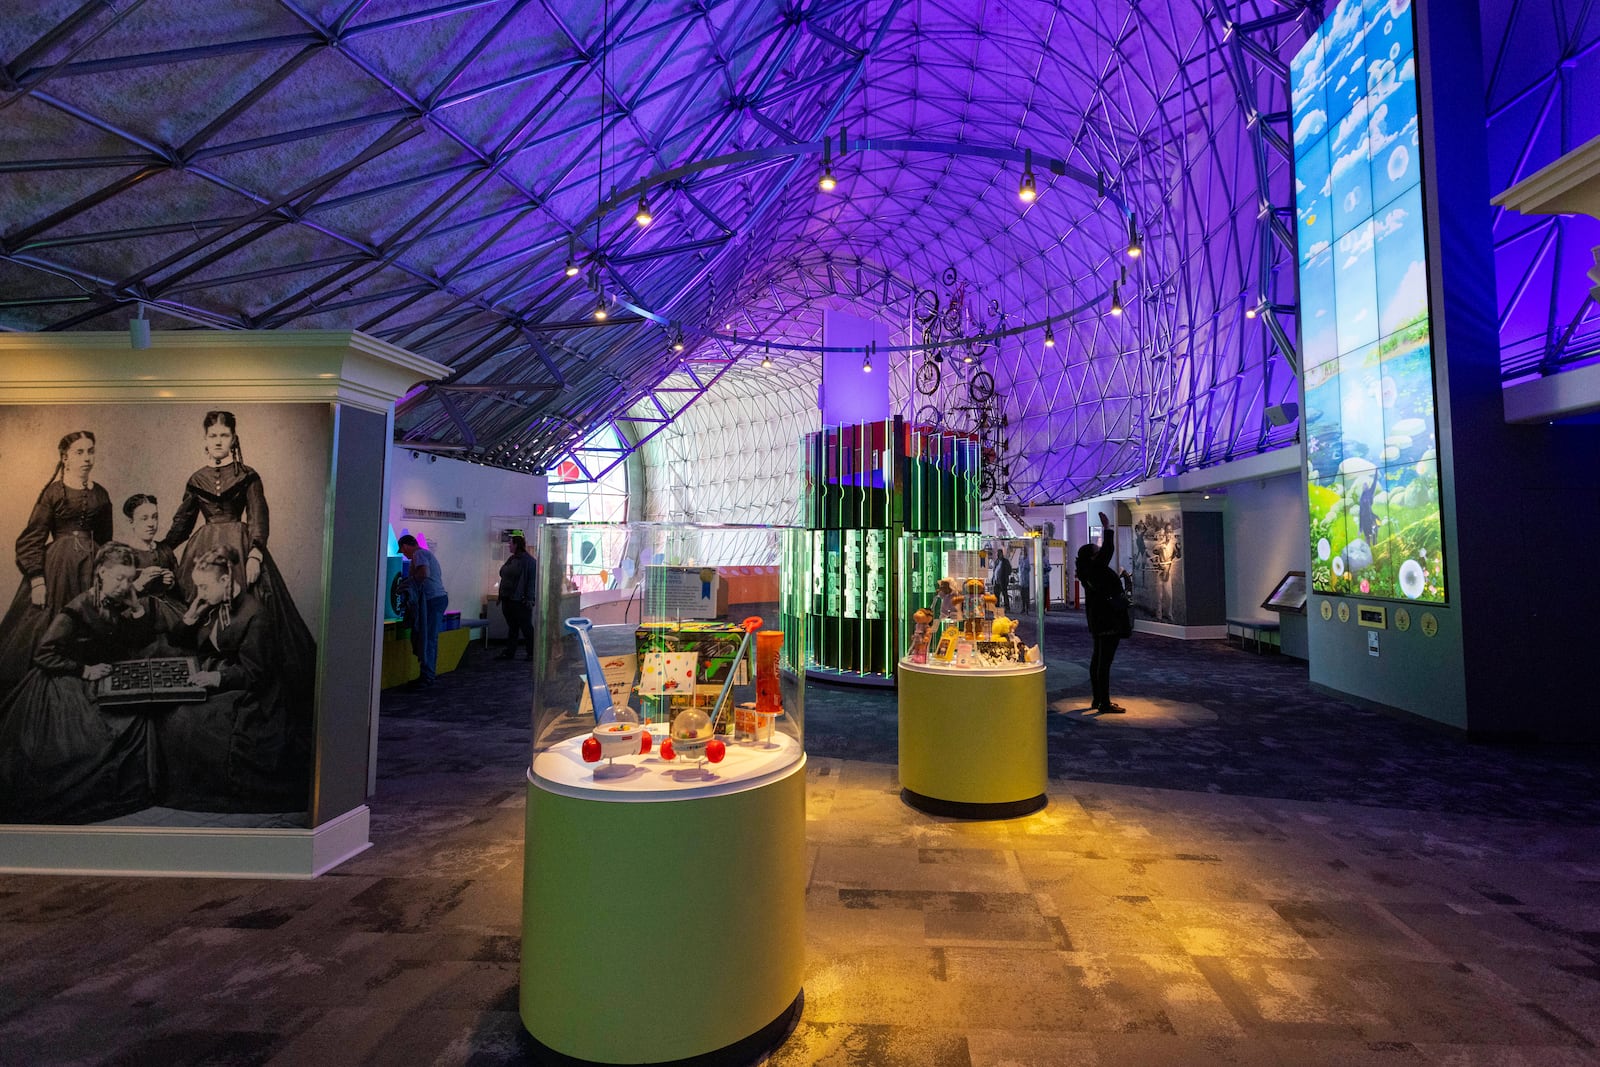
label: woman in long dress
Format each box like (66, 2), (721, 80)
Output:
(0, 431), (114, 698)
(155, 546), (308, 814)
(121, 493), (180, 606)
(161, 411), (316, 711)
(0, 543), (174, 823)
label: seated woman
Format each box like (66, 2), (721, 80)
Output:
(0, 543), (177, 824)
(154, 546), (308, 814)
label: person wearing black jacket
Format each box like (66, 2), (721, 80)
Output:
(1076, 510), (1128, 714)
(995, 549), (1015, 613)
(496, 535), (537, 660)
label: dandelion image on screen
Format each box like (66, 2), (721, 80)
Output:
(1398, 558), (1426, 599)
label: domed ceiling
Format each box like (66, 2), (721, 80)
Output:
(15, 0), (1570, 503)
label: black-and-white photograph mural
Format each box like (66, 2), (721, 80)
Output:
(0, 403), (329, 827)
(1130, 506), (1186, 625)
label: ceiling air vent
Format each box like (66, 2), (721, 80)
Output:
(402, 506), (467, 523)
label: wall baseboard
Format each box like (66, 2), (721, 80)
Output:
(0, 804), (371, 880)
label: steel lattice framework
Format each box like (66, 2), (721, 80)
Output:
(1, 1), (1583, 506)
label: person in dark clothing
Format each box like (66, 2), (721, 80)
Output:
(1076, 511), (1127, 714)
(155, 545), (307, 813)
(0, 543), (176, 823)
(0, 430), (114, 698)
(496, 535), (537, 660)
(995, 550), (1015, 614)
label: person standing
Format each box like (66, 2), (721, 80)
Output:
(496, 535), (537, 661)
(397, 534), (448, 688)
(1018, 541), (1033, 614)
(160, 411), (317, 708)
(994, 549), (1014, 614)
(1076, 511), (1128, 714)
(0, 430), (114, 698)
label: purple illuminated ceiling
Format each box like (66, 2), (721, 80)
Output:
(0, 1), (1590, 502)
(1481, 0), (1600, 381)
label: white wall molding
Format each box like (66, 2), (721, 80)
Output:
(0, 330), (448, 413)
(1491, 131), (1600, 222)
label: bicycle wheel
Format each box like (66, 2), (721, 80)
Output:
(941, 265), (959, 287)
(914, 404), (944, 428)
(987, 298), (1001, 318)
(914, 359), (941, 395)
(968, 370), (995, 403)
(913, 288), (939, 325)
(941, 305), (963, 335)
(979, 468), (998, 501)
(968, 321), (991, 358)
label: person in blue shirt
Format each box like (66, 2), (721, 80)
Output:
(397, 534), (448, 687)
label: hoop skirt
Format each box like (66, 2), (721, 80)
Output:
(0, 591), (173, 824)
(0, 482), (113, 699)
(154, 591), (309, 813)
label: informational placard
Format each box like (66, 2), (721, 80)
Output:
(945, 550), (983, 579)
(843, 528), (860, 619)
(865, 528), (885, 620)
(1292, 0), (1447, 605)
(644, 566), (720, 618)
(1261, 571), (1308, 614)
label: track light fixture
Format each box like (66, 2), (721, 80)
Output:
(1043, 323), (1055, 348)
(862, 342), (873, 374)
(1244, 302), (1258, 319)
(129, 303), (150, 349)
(594, 296), (608, 321)
(1126, 216), (1142, 258)
(1109, 267), (1125, 317)
(634, 195), (652, 226)
(819, 140), (836, 192)
(564, 240), (580, 277)
(1018, 148), (1037, 203)
(672, 330), (685, 352)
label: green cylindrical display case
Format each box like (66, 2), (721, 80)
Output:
(897, 660), (1047, 818)
(519, 758), (807, 1065)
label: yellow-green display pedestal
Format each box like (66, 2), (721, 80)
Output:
(520, 749), (806, 1065)
(898, 659), (1047, 819)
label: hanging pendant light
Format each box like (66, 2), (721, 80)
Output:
(819, 140), (837, 192)
(672, 330), (686, 352)
(1018, 148), (1037, 203)
(635, 195), (653, 226)
(1043, 323), (1055, 348)
(1125, 215), (1142, 258)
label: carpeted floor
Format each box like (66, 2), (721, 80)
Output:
(1, 612), (1598, 1065)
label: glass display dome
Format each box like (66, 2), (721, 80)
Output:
(898, 532), (1045, 673)
(530, 522), (807, 798)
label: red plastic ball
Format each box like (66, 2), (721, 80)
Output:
(639, 732), (652, 755)
(706, 739), (726, 763)
(581, 737), (602, 763)
(660, 739), (675, 761)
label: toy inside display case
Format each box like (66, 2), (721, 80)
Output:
(531, 522), (806, 795)
(898, 533), (1045, 672)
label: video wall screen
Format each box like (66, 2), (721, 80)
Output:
(1291, 0), (1446, 604)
